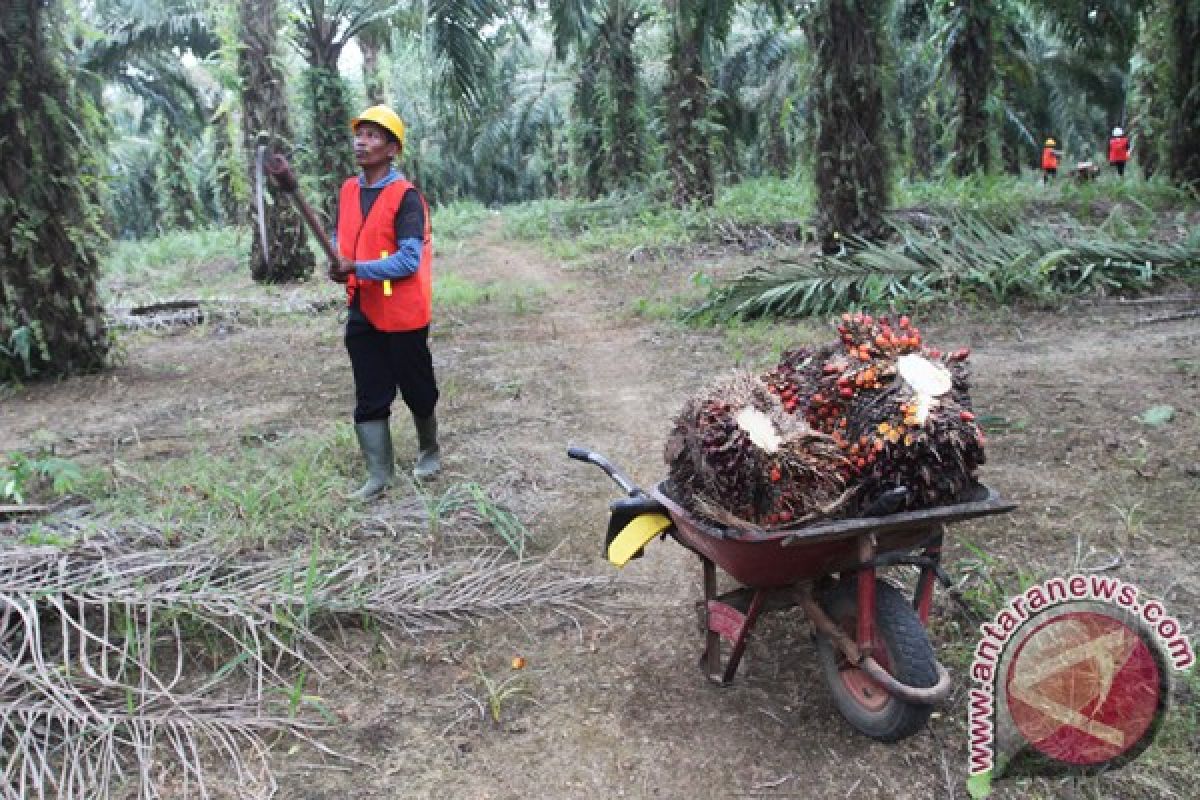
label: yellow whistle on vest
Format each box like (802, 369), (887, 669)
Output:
(381, 250), (392, 296)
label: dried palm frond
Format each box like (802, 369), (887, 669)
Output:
(0, 521), (607, 800)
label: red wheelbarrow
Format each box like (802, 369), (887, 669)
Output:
(568, 446), (1015, 741)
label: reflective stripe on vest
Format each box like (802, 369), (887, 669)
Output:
(336, 178), (433, 332)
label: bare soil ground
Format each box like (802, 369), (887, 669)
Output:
(2, 217), (1197, 799)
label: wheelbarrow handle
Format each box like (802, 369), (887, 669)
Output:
(567, 446), (642, 497)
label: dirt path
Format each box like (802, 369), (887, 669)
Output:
(278, 219), (988, 800)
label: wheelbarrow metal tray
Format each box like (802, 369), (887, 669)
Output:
(649, 482), (1015, 589)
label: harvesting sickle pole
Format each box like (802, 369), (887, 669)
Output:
(253, 142), (271, 268)
(258, 152), (339, 262)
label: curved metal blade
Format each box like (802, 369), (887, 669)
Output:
(254, 144), (271, 268)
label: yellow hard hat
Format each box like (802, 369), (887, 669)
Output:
(351, 105), (405, 147)
(1045, 138), (1056, 147)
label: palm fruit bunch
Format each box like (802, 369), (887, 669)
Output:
(664, 372), (850, 529)
(766, 312), (985, 512)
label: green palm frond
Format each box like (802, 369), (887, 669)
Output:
(77, 10), (217, 76)
(428, 0), (513, 114)
(690, 253), (936, 321)
(690, 213), (1200, 320)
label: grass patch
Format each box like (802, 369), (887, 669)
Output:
(102, 227), (244, 299)
(721, 317), (828, 368)
(82, 425), (362, 546)
(436, 272), (494, 309)
(504, 176), (815, 260)
(894, 172), (1194, 223)
(433, 200), (492, 244)
(435, 271), (546, 314)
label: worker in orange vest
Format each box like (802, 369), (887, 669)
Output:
(1108, 127), (1131, 177)
(329, 105), (441, 499)
(1040, 138), (1061, 184)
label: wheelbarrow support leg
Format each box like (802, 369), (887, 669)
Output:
(914, 526), (945, 624)
(703, 557), (721, 679)
(700, 556), (766, 686)
(856, 533), (877, 656)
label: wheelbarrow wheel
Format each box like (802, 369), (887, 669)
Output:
(815, 579), (938, 742)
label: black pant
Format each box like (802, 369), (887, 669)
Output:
(345, 310), (439, 423)
(1113, 161), (1126, 177)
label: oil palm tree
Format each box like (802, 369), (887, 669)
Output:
(239, 0), (316, 282)
(663, 0), (740, 207)
(811, 0), (891, 247)
(1168, 1), (1200, 184)
(1, 0), (110, 379)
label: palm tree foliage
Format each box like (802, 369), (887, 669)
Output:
(713, 17), (808, 179)
(9, 1), (1200, 301)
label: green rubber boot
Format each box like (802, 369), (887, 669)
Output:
(348, 420), (394, 501)
(412, 413), (441, 479)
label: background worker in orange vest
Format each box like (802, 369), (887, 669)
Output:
(1041, 138), (1062, 183)
(329, 105), (440, 499)
(1108, 127), (1131, 177)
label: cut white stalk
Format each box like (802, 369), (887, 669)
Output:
(896, 354), (953, 425)
(735, 407), (783, 452)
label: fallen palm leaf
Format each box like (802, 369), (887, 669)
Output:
(690, 214), (1200, 319)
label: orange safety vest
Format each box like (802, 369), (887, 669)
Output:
(1041, 147), (1058, 171)
(337, 178), (433, 332)
(1108, 136), (1130, 163)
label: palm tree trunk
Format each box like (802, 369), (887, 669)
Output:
(305, 63), (356, 225)
(211, 103), (247, 226)
(605, 1), (645, 186)
(573, 45), (607, 199)
(910, 100), (935, 181)
(358, 27), (388, 105)
(1168, 2), (1200, 186)
(237, 0), (316, 283)
(812, 0), (891, 249)
(0, 0), (110, 379)
(665, 1), (714, 207)
(1131, 1), (1170, 179)
(156, 129), (202, 232)
(949, 0), (993, 176)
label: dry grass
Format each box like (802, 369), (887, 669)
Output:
(0, 503), (610, 799)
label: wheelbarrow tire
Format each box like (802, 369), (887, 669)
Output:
(815, 579), (938, 742)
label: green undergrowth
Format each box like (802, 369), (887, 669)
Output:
(102, 227), (245, 299)
(432, 200), (491, 244)
(505, 176), (815, 260)
(435, 272), (546, 314)
(81, 426), (362, 546)
(690, 212), (1200, 321)
(66, 425), (535, 554)
(895, 173), (1194, 225)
